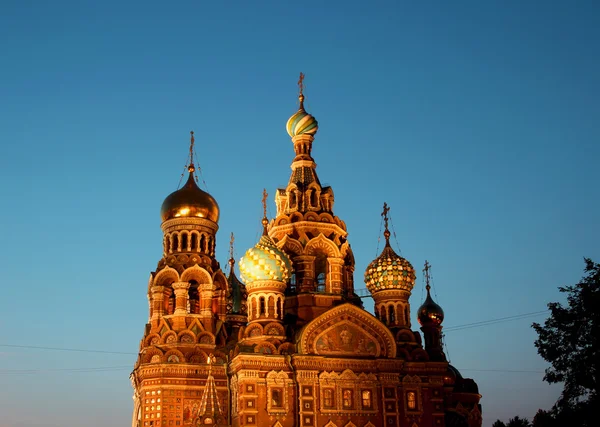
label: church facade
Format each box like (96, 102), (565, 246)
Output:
(130, 77), (482, 427)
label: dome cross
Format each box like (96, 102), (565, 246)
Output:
(381, 202), (391, 245)
(188, 130), (195, 172)
(261, 188), (269, 235)
(423, 260), (432, 292)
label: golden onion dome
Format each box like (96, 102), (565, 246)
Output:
(364, 241), (416, 294)
(239, 224), (292, 283)
(286, 93), (318, 138)
(417, 286), (445, 326)
(160, 167), (220, 223)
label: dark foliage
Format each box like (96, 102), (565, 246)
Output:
(532, 258), (600, 426)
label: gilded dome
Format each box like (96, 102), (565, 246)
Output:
(417, 287), (445, 326)
(239, 234), (292, 283)
(364, 243), (416, 293)
(286, 95), (318, 137)
(160, 169), (220, 223)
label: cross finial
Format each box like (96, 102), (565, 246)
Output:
(188, 130), (195, 172)
(423, 260), (431, 292)
(298, 72), (305, 109)
(261, 188), (269, 235)
(381, 202), (391, 245)
(229, 232), (235, 267)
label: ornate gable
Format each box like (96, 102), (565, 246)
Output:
(297, 303), (396, 358)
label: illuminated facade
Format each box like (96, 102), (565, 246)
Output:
(130, 77), (482, 427)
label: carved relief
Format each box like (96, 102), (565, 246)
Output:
(315, 322), (377, 356)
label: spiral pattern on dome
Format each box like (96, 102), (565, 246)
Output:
(286, 108), (318, 137)
(239, 235), (293, 283)
(364, 246), (416, 293)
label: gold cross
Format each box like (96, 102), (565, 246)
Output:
(298, 72), (305, 97)
(423, 260), (431, 290)
(381, 202), (390, 232)
(189, 130), (195, 167)
(262, 188), (268, 219)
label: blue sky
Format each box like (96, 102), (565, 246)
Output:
(0, 1), (598, 426)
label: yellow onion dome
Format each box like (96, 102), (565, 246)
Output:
(364, 241), (416, 294)
(417, 287), (444, 326)
(160, 168), (220, 223)
(239, 234), (292, 283)
(286, 95), (318, 137)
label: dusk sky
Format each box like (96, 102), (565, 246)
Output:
(1, 1), (598, 426)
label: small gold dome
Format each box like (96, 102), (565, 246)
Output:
(160, 169), (220, 223)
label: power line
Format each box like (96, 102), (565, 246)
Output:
(0, 344), (136, 355)
(458, 368), (544, 374)
(0, 365), (131, 375)
(444, 310), (549, 333)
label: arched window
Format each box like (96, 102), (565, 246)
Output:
(380, 307), (387, 324)
(188, 281), (199, 314)
(315, 254), (327, 292)
(388, 306), (395, 324)
(323, 389), (334, 408)
(289, 191), (296, 209)
(271, 389), (282, 408)
(191, 233), (198, 252)
(181, 233), (188, 251)
(172, 234), (179, 252)
(259, 297), (266, 316)
(342, 389), (353, 409)
(168, 290), (175, 315)
(200, 235), (206, 253)
(310, 189), (318, 207)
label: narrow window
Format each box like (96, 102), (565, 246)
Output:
(191, 233), (198, 251)
(361, 390), (372, 409)
(172, 234), (179, 252)
(323, 389), (334, 408)
(388, 306), (395, 324)
(342, 389), (353, 409)
(259, 297), (266, 315)
(407, 391), (416, 410)
(271, 389), (283, 408)
(181, 233), (188, 251)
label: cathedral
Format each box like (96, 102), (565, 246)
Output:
(130, 75), (482, 427)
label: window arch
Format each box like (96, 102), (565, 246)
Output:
(315, 253), (327, 292)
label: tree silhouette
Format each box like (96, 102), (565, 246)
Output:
(532, 258), (599, 426)
(507, 416), (530, 427)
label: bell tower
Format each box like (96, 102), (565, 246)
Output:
(268, 74), (359, 326)
(131, 132), (229, 427)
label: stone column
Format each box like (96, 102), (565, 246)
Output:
(295, 255), (315, 292)
(150, 286), (166, 325)
(327, 257), (344, 294)
(172, 282), (190, 315)
(198, 283), (215, 332)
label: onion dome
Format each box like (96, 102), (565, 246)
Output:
(239, 206), (293, 283)
(418, 285), (445, 326)
(160, 132), (219, 223)
(160, 166), (220, 223)
(364, 204), (415, 293)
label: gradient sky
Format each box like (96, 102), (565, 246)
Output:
(1, 1), (598, 426)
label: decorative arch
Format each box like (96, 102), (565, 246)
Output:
(364, 422), (376, 427)
(324, 422), (338, 427)
(264, 322), (285, 337)
(277, 342), (295, 355)
(318, 212), (335, 223)
(181, 265), (212, 284)
(297, 303), (396, 358)
(144, 334), (161, 347)
(244, 323), (263, 338)
(344, 422), (357, 427)
(153, 266), (179, 287)
(254, 341), (277, 355)
(177, 331), (196, 344)
(161, 331), (177, 344)
(142, 348), (163, 364)
(189, 350), (209, 364)
(197, 331), (215, 345)
(305, 211), (319, 221)
(277, 235), (304, 256)
(305, 233), (341, 258)
(212, 270), (227, 291)
(164, 349), (185, 363)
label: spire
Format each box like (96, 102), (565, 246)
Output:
(261, 188), (269, 236)
(381, 202), (391, 246)
(188, 130), (195, 173)
(195, 354), (223, 424)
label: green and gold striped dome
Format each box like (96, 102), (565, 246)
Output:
(239, 235), (293, 283)
(286, 95), (318, 137)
